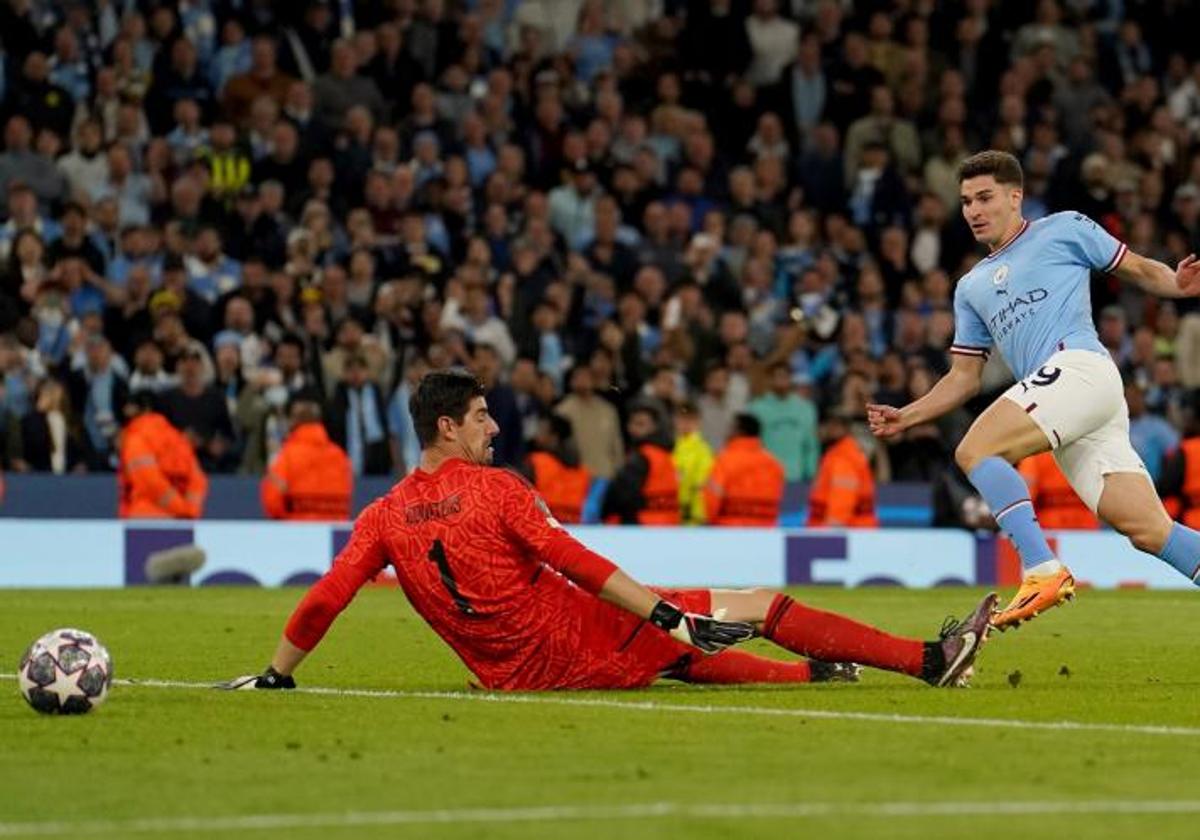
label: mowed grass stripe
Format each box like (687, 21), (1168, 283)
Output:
(4, 799), (1200, 836)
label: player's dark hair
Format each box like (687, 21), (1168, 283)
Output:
(733, 413), (761, 438)
(957, 150), (1024, 188)
(410, 369), (487, 447)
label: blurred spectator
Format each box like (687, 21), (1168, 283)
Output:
(327, 352), (391, 476)
(471, 342), (523, 466)
(744, 0), (799, 88)
(556, 364), (623, 480)
(313, 39), (385, 131)
(7, 53), (74, 145)
(118, 390), (207, 519)
(67, 335), (128, 471)
(522, 412), (590, 524)
(671, 399), (714, 525)
(1127, 380), (1180, 484)
(807, 410), (879, 528)
(261, 389), (352, 521)
(19, 377), (84, 474)
(704, 413), (785, 527)
(222, 36), (295, 128)
(749, 362), (818, 482)
(0, 117), (66, 210)
(697, 363), (735, 451)
(128, 339), (176, 395)
(57, 120), (109, 202)
(602, 402), (679, 525)
(161, 346), (236, 473)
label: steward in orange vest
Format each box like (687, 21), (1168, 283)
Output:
(1018, 451), (1099, 529)
(261, 391), (353, 520)
(602, 404), (680, 525)
(704, 414), (785, 526)
(522, 414), (591, 524)
(807, 412), (878, 527)
(1159, 433), (1200, 527)
(118, 391), (208, 519)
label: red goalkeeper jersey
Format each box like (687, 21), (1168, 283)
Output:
(284, 457), (695, 690)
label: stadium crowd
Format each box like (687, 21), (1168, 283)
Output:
(2, 0), (1200, 525)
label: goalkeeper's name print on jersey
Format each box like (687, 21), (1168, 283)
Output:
(404, 495), (463, 525)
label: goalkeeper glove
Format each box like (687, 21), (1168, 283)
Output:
(648, 600), (756, 653)
(217, 666), (296, 691)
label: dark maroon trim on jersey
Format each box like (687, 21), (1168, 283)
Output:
(983, 219), (1031, 261)
(1104, 241), (1129, 274)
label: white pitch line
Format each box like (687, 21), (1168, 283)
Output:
(6, 673), (1199, 739)
(2, 799), (1200, 836)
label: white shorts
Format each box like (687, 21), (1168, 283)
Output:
(1000, 349), (1149, 512)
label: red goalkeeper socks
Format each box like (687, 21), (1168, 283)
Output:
(762, 595), (925, 677)
(680, 649), (812, 684)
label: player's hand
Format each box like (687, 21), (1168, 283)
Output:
(216, 666), (296, 691)
(866, 403), (907, 439)
(648, 600), (756, 654)
(1176, 254), (1200, 296)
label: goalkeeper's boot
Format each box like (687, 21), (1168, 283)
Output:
(808, 661), (861, 683)
(989, 565), (1075, 632)
(926, 591), (998, 687)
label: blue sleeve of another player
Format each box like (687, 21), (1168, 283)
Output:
(951, 284), (991, 358)
(1059, 212), (1127, 273)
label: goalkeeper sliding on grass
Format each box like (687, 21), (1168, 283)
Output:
(227, 370), (996, 692)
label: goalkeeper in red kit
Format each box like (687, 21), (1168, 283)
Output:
(226, 370), (997, 692)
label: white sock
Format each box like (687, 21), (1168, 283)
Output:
(1026, 558), (1064, 577)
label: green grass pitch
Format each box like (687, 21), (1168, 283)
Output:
(1, 586), (1198, 839)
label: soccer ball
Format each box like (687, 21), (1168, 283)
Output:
(17, 628), (113, 715)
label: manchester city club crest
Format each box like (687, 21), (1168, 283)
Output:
(992, 264), (1010, 295)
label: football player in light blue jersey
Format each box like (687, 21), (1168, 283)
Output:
(868, 150), (1200, 630)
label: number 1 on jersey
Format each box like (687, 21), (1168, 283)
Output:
(427, 539), (476, 615)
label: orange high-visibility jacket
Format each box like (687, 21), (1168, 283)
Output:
(261, 423), (353, 520)
(1179, 438), (1200, 530)
(704, 436), (785, 526)
(1018, 451), (1099, 530)
(118, 413), (208, 519)
(637, 443), (681, 525)
(806, 436), (878, 527)
(528, 451), (591, 525)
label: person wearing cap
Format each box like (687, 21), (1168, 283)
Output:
(704, 413), (786, 527)
(602, 403), (680, 526)
(807, 410), (878, 528)
(548, 158), (599, 251)
(671, 399), (714, 525)
(261, 389), (352, 521)
(118, 390), (208, 519)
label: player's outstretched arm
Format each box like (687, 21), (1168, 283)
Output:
(867, 353), (986, 439)
(219, 501), (390, 690)
(1113, 250), (1200, 299)
(597, 567), (756, 654)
